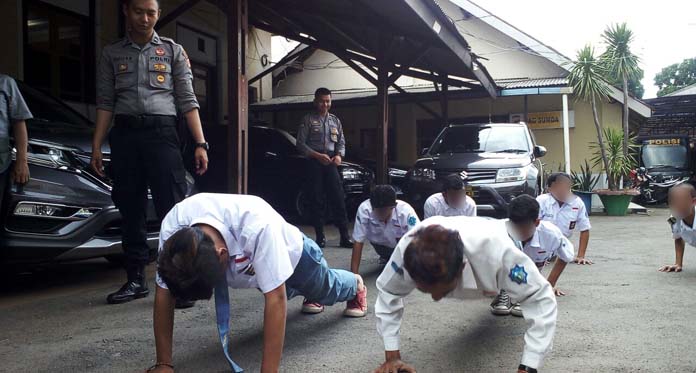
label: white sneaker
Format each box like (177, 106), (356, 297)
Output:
(511, 303), (523, 317)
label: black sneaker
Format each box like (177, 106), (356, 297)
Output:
(490, 290), (512, 316)
(339, 237), (353, 248)
(316, 236), (326, 248)
(106, 280), (149, 304)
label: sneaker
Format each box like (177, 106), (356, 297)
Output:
(301, 299), (324, 314)
(343, 285), (368, 317)
(490, 290), (512, 316)
(511, 303), (523, 317)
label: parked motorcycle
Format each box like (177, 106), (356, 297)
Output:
(630, 167), (688, 204)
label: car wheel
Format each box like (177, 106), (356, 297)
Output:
(295, 189), (313, 223)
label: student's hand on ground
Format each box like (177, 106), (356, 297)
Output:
(553, 287), (566, 296)
(145, 365), (173, 373)
(374, 359), (417, 373)
(658, 264), (682, 272)
(11, 160), (29, 184)
(574, 257), (593, 265)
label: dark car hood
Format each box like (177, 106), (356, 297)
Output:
(29, 127), (109, 154)
(414, 152), (531, 169)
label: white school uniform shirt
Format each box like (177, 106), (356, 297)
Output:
(423, 192), (477, 219)
(670, 207), (696, 247)
(352, 200), (419, 248)
(536, 193), (591, 238)
(509, 220), (575, 268)
(155, 193), (304, 294)
(375, 216), (557, 369)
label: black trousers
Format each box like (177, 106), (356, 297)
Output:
(306, 159), (348, 233)
(110, 115), (187, 271)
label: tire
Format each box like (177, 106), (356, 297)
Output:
(295, 189), (314, 223)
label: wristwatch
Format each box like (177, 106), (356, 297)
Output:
(195, 142), (210, 151)
(518, 364), (538, 373)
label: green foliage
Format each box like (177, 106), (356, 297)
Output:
(655, 57), (696, 97)
(567, 45), (612, 103)
(600, 23), (642, 84)
(571, 160), (599, 192)
(606, 69), (645, 98)
(590, 127), (638, 189)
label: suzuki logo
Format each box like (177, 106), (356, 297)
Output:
(460, 170), (468, 180)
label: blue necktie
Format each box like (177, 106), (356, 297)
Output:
(214, 282), (244, 372)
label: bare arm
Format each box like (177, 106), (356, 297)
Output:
(11, 120), (29, 184)
(90, 109), (113, 177)
(659, 238), (685, 272)
(574, 230), (592, 265)
(183, 109), (208, 175)
(153, 286), (176, 369)
(261, 284), (287, 373)
(350, 241), (365, 274)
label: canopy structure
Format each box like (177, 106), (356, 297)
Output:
(160, 0), (497, 189)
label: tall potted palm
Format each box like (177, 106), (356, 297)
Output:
(600, 23), (642, 162)
(590, 127), (639, 215)
(567, 45), (638, 216)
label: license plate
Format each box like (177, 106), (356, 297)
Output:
(465, 185), (474, 197)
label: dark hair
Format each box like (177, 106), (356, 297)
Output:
(442, 174), (465, 192)
(123, 0), (160, 7)
(670, 182), (696, 198)
(508, 194), (540, 225)
(403, 225), (464, 286)
(546, 172), (572, 188)
(314, 87), (332, 98)
(370, 184), (397, 208)
(157, 227), (226, 301)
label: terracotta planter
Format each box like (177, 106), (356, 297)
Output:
(595, 189), (639, 216)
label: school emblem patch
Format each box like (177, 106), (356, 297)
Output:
(509, 264), (528, 285)
(408, 215), (417, 227)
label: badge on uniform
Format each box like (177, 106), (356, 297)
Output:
(155, 47), (166, 56)
(118, 63), (128, 72)
(154, 63), (167, 71)
(156, 74), (166, 83)
(408, 215), (417, 227)
(391, 261), (404, 276)
(569, 221), (576, 230)
(509, 264), (528, 285)
(668, 216), (677, 226)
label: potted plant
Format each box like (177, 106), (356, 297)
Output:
(590, 127), (639, 216)
(571, 160), (599, 214)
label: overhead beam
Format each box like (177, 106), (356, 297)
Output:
(391, 83), (441, 120)
(336, 55), (378, 86)
(155, 0), (202, 31)
(249, 44), (311, 85)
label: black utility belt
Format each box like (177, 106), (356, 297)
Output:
(114, 114), (177, 129)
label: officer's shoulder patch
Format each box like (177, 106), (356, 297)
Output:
(159, 36), (176, 44)
(668, 216), (677, 226)
(391, 261), (404, 276)
(509, 264), (528, 285)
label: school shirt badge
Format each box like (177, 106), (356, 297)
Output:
(509, 264), (528, 285)
(407, 215), (417, 227)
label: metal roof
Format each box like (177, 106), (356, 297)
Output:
(249, 0), (497, 97)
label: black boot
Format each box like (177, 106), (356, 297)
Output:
(107, 266), (149, 304)
(338, 224), (353, 248)
(315, 226), (326, 248)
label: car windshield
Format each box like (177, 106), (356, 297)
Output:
(641, 145), (688, 169)
(17, 82), (94, 135)
(429, 125), (529, 154)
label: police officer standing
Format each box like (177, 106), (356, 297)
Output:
(297, 88), (352, 248)
(92, 0), (208, 305)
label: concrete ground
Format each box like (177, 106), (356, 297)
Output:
(1, 208), (696, 372)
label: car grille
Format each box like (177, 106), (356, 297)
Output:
(436, 169), (497, 183)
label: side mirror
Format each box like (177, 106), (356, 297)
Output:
(420, 147), (429, 156)
(533, 145), (547, 158)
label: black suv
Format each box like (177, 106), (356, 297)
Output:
(406, 122), (546, 218)
(1, 83), (195, 265)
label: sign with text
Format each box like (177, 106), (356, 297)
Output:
(510, 111), (575, 130)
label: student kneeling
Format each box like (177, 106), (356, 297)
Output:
(148, 193), (367, 373)
(374, 217), (557, 373)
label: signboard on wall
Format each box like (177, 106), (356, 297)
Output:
(510, 111), (575, 130)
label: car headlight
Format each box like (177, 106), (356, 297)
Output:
(14, 202), (100, 220)
(496, 167), (528, 183)
(22, 143), (76, 169)
(341, 168), (362, 181)
(410, 168), (436, 180)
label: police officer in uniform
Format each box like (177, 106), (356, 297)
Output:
(92, 0), (208, 305)
(297, 87), (352, 248)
